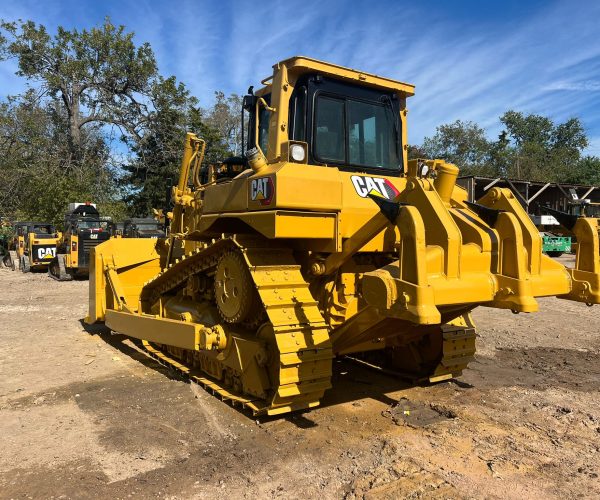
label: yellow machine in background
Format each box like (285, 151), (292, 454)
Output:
(49, 203), (112, 280)
(569, 200), (600, 218)
(5, 221), (60, 272)
(87, 57), (600, 416)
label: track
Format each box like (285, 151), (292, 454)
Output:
(48, 254), (73, 281)
(132, 236), (476, 415)
(138, 237), (333, 416)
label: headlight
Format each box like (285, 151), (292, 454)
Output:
(290, 143), (306, 162)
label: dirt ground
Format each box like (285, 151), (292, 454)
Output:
(1, 256), (599, 499)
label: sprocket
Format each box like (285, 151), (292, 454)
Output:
(214, 250), (260, 324)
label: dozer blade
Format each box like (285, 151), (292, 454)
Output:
(86, 237), (163, 323)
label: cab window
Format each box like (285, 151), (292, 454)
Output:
(258, 105), (270, 154)
(314, 96), (345, 163)
(314, 94), (399, 169)
(289, 86), (307, 141)
(32, 225), (51, 234)
(348, 100), (397, 169)
(78, 220), (101, 229)
(244, 93), (271, 154)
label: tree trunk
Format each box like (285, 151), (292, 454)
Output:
(69, 116), (81, 156)
(64, 89), (82, 163)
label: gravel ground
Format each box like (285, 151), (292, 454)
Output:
(1, 256), (599, 499)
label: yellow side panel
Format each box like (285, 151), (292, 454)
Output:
(202, 163), (344, 214)
(199, 163), (409, 252)
(273, 211), (335, 238)
(202, 174), (249, 213)
(272, 163), (343, 211)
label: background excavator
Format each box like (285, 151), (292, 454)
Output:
(86, 57), (600, 416)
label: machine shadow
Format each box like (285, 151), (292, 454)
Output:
(79, 318), (461, 428)
(79, 319), (185, 382)
(262, 358), (443, 428)
(321, 358), (419, 409)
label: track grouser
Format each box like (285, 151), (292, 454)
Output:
(86, 57), (600, 416)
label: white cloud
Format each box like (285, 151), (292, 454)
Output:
(542, 81), (600, 92)
(2, 0), (600, 147)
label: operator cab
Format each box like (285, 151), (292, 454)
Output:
(28, 223), (57, 238)
(197, 57), (413, 188)
(15, 222), (56, 238)
(244, 72), (404, 175)
(64, 204), (104, 232)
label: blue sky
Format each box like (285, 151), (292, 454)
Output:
(1, 0), (600, 153)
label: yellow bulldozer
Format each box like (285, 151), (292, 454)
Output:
(86, 57), (600, 416)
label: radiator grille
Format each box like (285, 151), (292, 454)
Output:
(79, 239), (103, 267)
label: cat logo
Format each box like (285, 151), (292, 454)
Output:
(250, 177), (274, 206)
(351, 175), (399, 200)
(37, 247), (56, 260)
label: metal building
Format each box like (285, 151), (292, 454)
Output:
(457, 176), (600, 215)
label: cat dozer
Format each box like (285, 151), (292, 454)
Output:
(86, 57), (600, 416)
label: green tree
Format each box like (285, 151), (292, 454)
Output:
(0, 90), (121, 225)
(552, 118), (589, 155)
(0, 18), (215, 225)
(204, 91), (244, 155)
(0, 18), (157, 162)
(500, 111), (554, 148)
(420, 120), (494, 175)
(499, 111), (589, 181)
(414, 112), (597, 183)
(123, 80), (231, 216)
(407, 144), (428, 160)
(563, 156), (600, 185)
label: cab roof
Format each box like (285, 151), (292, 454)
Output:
(124, 218), (160, 224)
(260, 56), (415, 97)
(14, 221), (54, 227)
